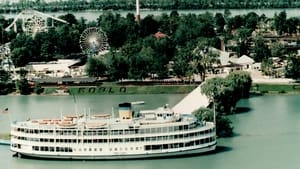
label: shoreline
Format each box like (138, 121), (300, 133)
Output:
(5, 82), (300, 96)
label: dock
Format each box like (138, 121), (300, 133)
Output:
(173, 85), (209, 114)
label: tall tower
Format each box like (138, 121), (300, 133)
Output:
(136, 0), (140, 22)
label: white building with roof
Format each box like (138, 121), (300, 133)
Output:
(234, 55), (255, 70)
(25, 59), (85, 78)
(210, 48), (259, 74)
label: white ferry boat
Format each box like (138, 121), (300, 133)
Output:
(10, 103), (216, 160)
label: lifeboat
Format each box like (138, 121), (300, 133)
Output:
(93, 114), (111, 119)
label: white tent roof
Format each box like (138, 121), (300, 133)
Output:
(235, 55), (255, 65)
(26, 59), (79, 72)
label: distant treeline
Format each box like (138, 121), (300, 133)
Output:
(1, 0), (300, 13)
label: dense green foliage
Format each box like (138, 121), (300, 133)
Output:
(16, 78), (32, 95)
(2, 0), (300, 13)
(201, 71), (252, 114)
(193, 108), (234, 137)
(194, 71), (252, 137)
(15, 69), (32, 95)
(1, 8), (300, 86)
(285, 54), (300, 79)
(0, 69), (14, 95)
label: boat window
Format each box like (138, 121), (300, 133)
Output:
(162, 127), (168, 133)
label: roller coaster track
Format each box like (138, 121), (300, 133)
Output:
(5, 9), (68, 35)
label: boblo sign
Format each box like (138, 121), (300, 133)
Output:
(77, 86), (127, 94)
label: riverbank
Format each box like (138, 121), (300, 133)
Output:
(42, 84), (198, 95)
(252, 83), (300, 94)
(38, 82), (300, 95)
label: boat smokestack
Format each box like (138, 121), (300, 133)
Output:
(118, 103), (133, 121)
(136, 0), (140, 22)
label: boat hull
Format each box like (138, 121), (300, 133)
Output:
(13, 143), (216, 160)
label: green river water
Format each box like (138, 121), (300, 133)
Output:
(0, 94), (300, 169)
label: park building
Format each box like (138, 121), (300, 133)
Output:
(25, 59), (86, 79)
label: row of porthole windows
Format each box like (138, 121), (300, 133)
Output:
(144, 136), (216, 151)
(30, 146), (143, 152)
(13, 124), (210, 136)
(14, 130), (215, 143)
(32, 146), (72, 152)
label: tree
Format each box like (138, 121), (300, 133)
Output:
(198, 12), (216, 38)
(16, 78), (31, 95)
(10, 34), (37, 66)
(236, 27), (252, 56)
(0, 69), (13, 95)
(253, 36), (271, 62)
(193, 107), (234, 137)
(286, 17), (299, 35)
(192, 44), (219, 81)
(274, 11), (287, 35)
(285, 54), (300, 79)
(169, 10), (180, 34)
(215, 13), (225, 33)
(106, 51), (129, 81)
(58, 13), (78, 25)
(0, 68), (10, 82)
(139, 15), (159, 38)
(226, 71), (252, 99)
(142, 35), (175, 78)
(128, 47), (154, 79)
(173, 45), (193, 79)
(85, 57), (107, 77)
(15, 68), (31, 95)
(244, 12), (259, 31)
(201, 77), (235, 113)
(174, 14), (200, 46)
(10, 47), (31, 67)
(227, 15), (244, 31)
(56, 25), (81, 56)
(124, 13), (139, 43)
(97, 12), (127, 48)
(201, 71), (252, 114)
(270, 42), (286, 58)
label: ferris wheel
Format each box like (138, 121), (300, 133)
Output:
(23, 14), (46, 35)
(79, 27), (109, 55)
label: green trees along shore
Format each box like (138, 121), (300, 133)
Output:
(2, 9), (299, 81)
(193, 71), (252, 137)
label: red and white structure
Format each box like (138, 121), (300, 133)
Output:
(136, 0), (140, 22)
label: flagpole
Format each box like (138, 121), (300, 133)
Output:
(213, 98), (216, 125)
